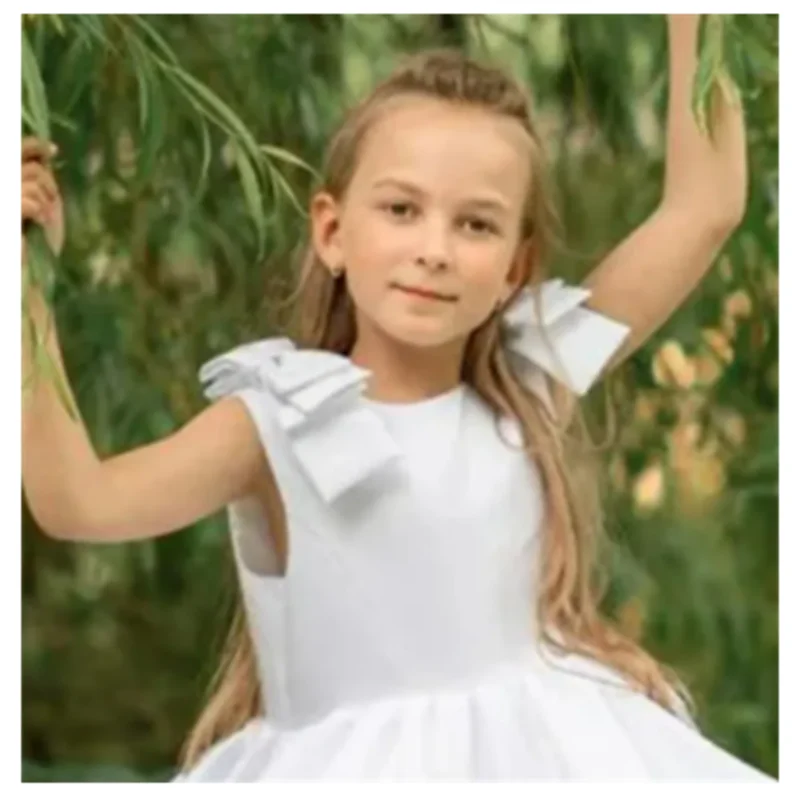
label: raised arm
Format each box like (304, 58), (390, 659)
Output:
(21, 141), (266, 542)
(584, 14), (747, 363)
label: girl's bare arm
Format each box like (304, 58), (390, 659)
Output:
(22, 141), (266, 543)
(584, 14), (748, 362)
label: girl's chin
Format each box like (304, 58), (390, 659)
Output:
(354, 301), (472, 349)
(376, 317), (465, 349)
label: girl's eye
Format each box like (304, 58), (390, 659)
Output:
(461, 216), (498, 236)
(383, 201), (417, 219)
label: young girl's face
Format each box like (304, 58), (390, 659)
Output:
(312, 96), (533, 349)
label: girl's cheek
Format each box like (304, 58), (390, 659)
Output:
(461, 245), (510, 287)
(371, 230), (414, 263)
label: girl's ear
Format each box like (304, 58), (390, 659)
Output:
(310, 192), (345, 274)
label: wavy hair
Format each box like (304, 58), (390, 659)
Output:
(181, 49), (691, 769)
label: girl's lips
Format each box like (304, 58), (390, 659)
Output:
(393, 284), (458, 302)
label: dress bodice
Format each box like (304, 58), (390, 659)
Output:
(197, 279), (630, 727)
(225, 374), (543, 727)
(178, 284), (772, 782)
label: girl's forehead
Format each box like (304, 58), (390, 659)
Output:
(351, 97), (532, 196)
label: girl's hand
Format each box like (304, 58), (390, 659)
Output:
(21, 137), (64, 266)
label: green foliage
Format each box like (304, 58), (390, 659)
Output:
(21, 14), (778, 780)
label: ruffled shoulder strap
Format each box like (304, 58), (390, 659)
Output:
(502, 279), (630, 411)
(199, 339), (400, 503)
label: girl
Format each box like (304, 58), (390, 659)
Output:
(22, 16), (772, 781)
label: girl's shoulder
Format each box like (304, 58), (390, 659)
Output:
(199, 337), (354, 406)
(198, 337), (399, 504)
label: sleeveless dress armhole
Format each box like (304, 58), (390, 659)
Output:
(199, 339), (296, 583)
(224, 393), (284, 582)
(198, 339), (402, 580)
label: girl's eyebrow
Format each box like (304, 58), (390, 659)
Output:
(371, 177), (511, 214)
(371, 177), (426, 196)
(463, 197), (511, 215)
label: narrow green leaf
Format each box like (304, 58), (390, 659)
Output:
(164, 65), (262, 162)
(194, 121), (212, 203)
(36, 347), (79, 422)
(21, 28), (49, 139)
(692, 17), (723, 136)
(21, 252), (76, 421)
(260, 144), (318, 178)
(125, 15), (180, 66)
(159, 63), (277, 245)
(235, 145), (267, 256)
(51, 32), (95, 116)
(716, 66), (741, 108)
(268, 162), (307, 219)
(127, 36), (151, 131)
(71, 14), (112, 49)
(50, 112), (78, 133)
(49, 15), (66, 35)
(21, 303), (40, 394)
(123, 34), (166, 181)
(21, 105), (37, 132)
(25, 227), (57, 302)
(21, 252), (31, 297)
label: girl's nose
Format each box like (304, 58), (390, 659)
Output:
(415, 222), (453, 272)
(414, 253), (449, 272)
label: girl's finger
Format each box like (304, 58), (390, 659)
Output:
(21, 163), (58, 199)
(22, 181), (48, 203)
(22, 184), (49, 214)
(38, 169), (58, 201)
(22, 197), (47, 226)
(43, 171), (59, 201)
(21, 161), (50, 186)
(21, 161), (46, 179)
(22, 137), (57, 164)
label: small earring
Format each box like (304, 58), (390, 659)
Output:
(330, 264), (344, 279)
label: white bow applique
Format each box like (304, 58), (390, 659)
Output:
(199, 280), (628, 502)
(501, 279), (630, 411)
(200, 340), (400, 503)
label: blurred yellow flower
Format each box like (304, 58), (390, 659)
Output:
(669, 421), (701, 455)
(702, 328), (735, 364)
(718, 410), (747, 447)
(718, 255), (733, 282)
(691, 456), (726, 498)
(652, 341), (696, 389)
(765, 270), (779, 303)
(722, 290), (753, 337)
(116, 131), (137, 181)
(725, 290), (753, 320)
(634, 394), (658, 423)
(695, 353), (723, 385)
(633, 462), (664, 511)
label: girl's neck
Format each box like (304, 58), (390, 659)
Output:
(348, 328), (466, 404)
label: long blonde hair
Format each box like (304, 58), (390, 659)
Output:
(181, 49), (690, 768)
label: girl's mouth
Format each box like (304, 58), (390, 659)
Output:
(392, 283), (458, 303)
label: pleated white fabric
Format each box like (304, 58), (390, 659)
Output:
(180, 650), (768, 781)
(179, 283), (772, 782)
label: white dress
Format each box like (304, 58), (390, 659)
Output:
(178, 285), (772, 782)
